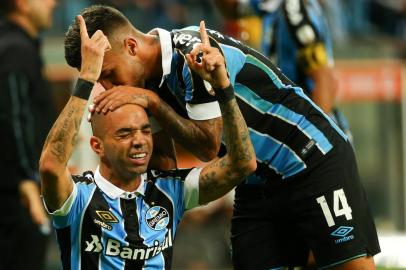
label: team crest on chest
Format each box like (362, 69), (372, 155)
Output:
(145, 206), (169, 230)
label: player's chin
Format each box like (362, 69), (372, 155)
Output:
(127, 164), (148, 175)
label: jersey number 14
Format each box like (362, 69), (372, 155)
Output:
(316, 188), (353, 227)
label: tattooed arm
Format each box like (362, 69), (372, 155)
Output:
(150, 98), (223, 161)
(39, 97), (88, 210)
(148, 131), (178, 170)
(183, 21), (256, 204)
(39, 15), (111, 210)
(198, 96), (256, 204)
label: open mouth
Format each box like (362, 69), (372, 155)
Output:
(129, 153), (147, 160)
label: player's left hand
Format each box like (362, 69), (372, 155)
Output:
(186, 21), (230, 89)
(19, 180), (49, 227)
(92, 86), (160, 113)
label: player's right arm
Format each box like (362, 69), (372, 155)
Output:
(307, 66), (337, 114)
(149, 130), (177, 170)
(39, 15), (110, 211)
(197, 91), (256, 204)
(185, 21), (256, 204)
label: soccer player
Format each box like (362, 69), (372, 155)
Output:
(216, 0), (352, 140)
(39, 13), (256, 269)
(64, 5), (380, 269)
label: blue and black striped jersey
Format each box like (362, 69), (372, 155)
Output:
(250, 0), (334, 95)
(249, 0), (352, 140)
(151, 27), (347, 184)
(48, 167), (201, 270)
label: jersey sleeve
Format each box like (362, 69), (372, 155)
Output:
(172, 29), (221, 120)
(183, 167), (202, 210)
(171, 28), (246, 120)
(45, 173), (96, 229)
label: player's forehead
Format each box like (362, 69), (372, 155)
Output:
(108, 104), (149, 129)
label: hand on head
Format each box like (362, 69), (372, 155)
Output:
(77, 15), (111, 83)
(88, 86), (159, 121)
(186, 21), (230, 89)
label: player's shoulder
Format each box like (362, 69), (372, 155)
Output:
(171, 27), (202, 54)
(171, 26), (232, 52)
(0, 22), (34, 54)
(0, 34), (36, 72)
(72, 170), (95, 185)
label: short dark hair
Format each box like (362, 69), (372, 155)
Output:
(64, 5), (130, 69)
(0, 0), (16, 16)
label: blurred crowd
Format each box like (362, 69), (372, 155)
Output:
(46, 0), (406, 54)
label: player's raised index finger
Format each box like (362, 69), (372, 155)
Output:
(199, 21), (210, 46)
(77, 15), (89, 40)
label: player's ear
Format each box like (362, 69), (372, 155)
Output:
(124, 37), (138, 56)
(90, 136), (104, 156)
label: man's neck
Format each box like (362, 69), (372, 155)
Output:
(8, 13), (38, 38)
(99, 165), (142, 192)
(145, 31), (163, 83)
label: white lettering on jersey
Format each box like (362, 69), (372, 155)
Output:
(84, 235), (103, 252)
(84, 230), (173, 261)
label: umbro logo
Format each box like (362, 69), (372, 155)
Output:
(331, 226), (355, 244)
(93, 210), (118, 231)
(331, 226), (353, 237)
(96, 210), (118, 223)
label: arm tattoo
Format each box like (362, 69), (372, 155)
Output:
(153, 100), (221, 159)
(200, 170), (217, 191)
(43, 98), (87, 164)
(200, 155), (242, 194)
(199, 98), (255, 203)
(220, 99), (254, 165)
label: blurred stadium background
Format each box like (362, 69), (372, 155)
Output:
(15, 0), (406, 269)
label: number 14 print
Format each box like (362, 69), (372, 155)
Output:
(316, 188), (353, 227)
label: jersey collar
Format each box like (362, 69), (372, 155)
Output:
(94, 167), (146, 200)
(148, 28), (173, 87)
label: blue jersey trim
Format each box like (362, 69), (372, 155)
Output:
(245, 53), (347, 140)
(220, 43), (246, 85)
(235, 84), (333, 154)
(166, 53), (181, 97)
(249, 128), (306, 179)
(287, 84), (348, 140)
(245, 54), (284, 89)
(182, 63), (193, 102)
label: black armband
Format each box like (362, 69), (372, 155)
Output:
(214, 84), (235, 104)
(72, 78), (94, 100)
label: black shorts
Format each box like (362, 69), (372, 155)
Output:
(230, 141), (380, 270)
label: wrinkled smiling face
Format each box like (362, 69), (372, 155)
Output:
(98, 104), (153, 179)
